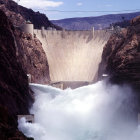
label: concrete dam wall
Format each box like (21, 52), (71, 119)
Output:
(34, 29), (111, 82)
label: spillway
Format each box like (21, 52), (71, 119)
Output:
(34, 29), (111, 82)
(18, 82), (139, 140)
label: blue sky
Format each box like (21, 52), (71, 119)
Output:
(15, 0), (140, 20)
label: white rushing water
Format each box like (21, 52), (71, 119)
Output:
(18, 81), (140, 140)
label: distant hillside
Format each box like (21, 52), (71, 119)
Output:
(52, 12), (140, 30)
(0, 0), (62, 30)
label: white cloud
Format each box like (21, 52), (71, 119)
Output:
(14, 0), (63, 8)
(77, 2), (83, 6)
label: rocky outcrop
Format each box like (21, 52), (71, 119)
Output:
(0, 3), (25, 27)
(0, 10), (33, 139)
(0, 106), (33, 140)
(0, 2), (51, 137)
(0, 0), (51, 84)
(15, 29), (50, 84)
(0, 0), (62, 30)
(0, 9), (33, 115)
(98, 15), (140, 91)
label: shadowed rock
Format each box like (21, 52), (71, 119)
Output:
(98, 15), (140, 91)
(0, 9), (33, 140)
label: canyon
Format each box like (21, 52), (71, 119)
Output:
(0, 0), (140, 140)
(0, 10), (33, 139)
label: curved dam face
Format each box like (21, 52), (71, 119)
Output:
(34, 29), (111, 83)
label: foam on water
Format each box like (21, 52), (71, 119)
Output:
(18, 81), (140, 140)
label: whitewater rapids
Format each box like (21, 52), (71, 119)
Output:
(18, 81), (140, 140)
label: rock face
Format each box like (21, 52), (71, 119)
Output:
(0, 10), (33, 139)
(0, 105), (32, 140)
(15, 30), (50, 84)
(0, 2), (25, 27)
(0, 0), (62, 30)
(0, 10), (33, 115)
(0, 0), (51, 84)
(98, 15), (140, 91)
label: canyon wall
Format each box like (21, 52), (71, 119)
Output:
(0, 10), (33, 139)
(98, 15), (140, 91)
(0, 2), (51, 138)
(15, 29), (50, 84)
(0, 0), (62, 30)
(34, 29), (111, 82)
(0, 0), (51, 84)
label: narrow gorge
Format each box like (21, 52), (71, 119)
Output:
(0, 0), (140, 140)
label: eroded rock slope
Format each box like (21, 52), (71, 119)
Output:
(0, 0), (51, 84)
(98, 16), (140, 91)
(15, 30), (50, 84)
(0, 0), (62, 29)
(0, 10), (33, 140)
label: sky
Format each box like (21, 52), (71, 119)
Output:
(14, 0), (140, 20)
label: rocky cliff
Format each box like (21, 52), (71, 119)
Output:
(0, 10), (33, 139)
(0, 1), (25, 27)
(0, 0), (51, 84)
(0, 0), (62, 30)
(15, 30), (50, 84)
(98, 16), (140, 91)
(0, 0), (51, 137)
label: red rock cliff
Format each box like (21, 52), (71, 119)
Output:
(0, 1), (51, 84)
(15, 30), (50, 84)
(0, 0), (62, 30)
(98, 16), (140, 91)
(0, 10), (33, 139)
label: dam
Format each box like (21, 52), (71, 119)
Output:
(21, 23), (111, 88)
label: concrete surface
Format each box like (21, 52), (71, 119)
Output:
(34, 29), (111, 82)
